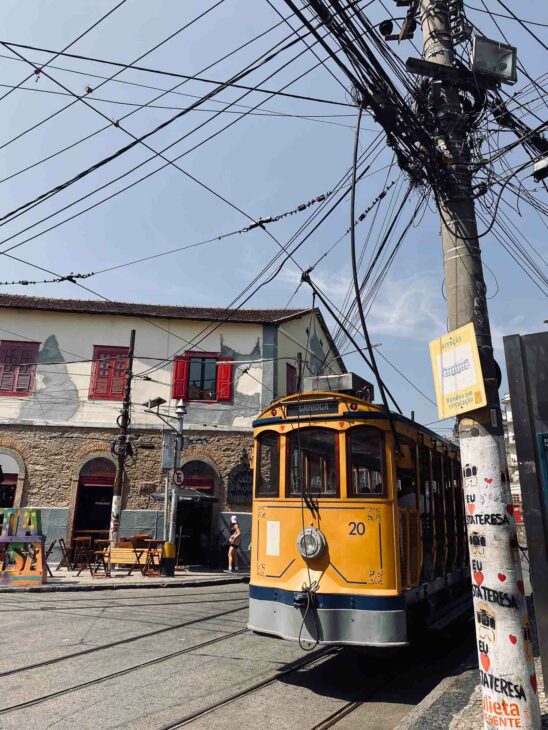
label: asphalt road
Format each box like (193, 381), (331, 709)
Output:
(0, 584), (476, 729)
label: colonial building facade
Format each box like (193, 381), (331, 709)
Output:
(0, 294), (344, 565)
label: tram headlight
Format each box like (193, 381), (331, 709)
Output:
(296, 527), (327, 561)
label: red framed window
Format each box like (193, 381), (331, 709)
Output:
(172, 352), (233, 402)
(0, 340), (40, 397)
(286, 363), (297, 395)
(89, 346), (129, 401)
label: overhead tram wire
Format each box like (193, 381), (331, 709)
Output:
(4, 39), (346, 249)
(494, 0), (548, 51)
(0, 82), (362, 129)
(348, 103), (402, 446)
(0, 0), (230, 155)
(135, 135), (389, 379)
(0, 17), (348, 230)
(0, 25), (353, 256)
(0, 40), (355, 107)
(0, 0), (128, 104)
(463, 4), (548, 28)
(0, 11), (312, 186)
(0, 5), (376, 260)
(4, 135), (387, 388)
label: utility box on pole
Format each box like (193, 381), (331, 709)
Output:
(504, 330), (548, 687)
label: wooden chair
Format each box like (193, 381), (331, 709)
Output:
(55, 538), (72, 571)
(44, 539), (57, 578)
(73, 537), (93, 577)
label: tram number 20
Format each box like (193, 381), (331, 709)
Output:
(348, 521), (366, 536)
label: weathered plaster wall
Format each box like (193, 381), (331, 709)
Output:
(0, 309), (266, 430)
(277, 312), (344, 395)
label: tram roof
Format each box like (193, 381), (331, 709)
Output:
(253, 391), (459, 452)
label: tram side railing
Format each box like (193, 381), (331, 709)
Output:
(399, 509), (410, 588)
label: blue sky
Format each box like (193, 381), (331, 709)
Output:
(0, 0), (545, 433)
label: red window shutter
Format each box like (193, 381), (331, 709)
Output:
(216, 358), (233, 401)
(89, 347), (128, 400)
(172, 357), (189, 399)
(0, 342), (39, 396)
(110, 355), (127, 397)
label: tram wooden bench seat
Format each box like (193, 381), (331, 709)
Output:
(92, 546), (146, 578)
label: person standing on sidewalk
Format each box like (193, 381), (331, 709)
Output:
(226, 516), (241, 572)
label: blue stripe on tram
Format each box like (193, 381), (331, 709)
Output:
(249, 584), (405, 611)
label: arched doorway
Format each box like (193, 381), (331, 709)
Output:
(73, 457), (116, 541)
(0, 452), (19, 508)
(176, 459), (219, 566)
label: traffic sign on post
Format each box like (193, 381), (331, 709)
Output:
(173, 469), (184, 487)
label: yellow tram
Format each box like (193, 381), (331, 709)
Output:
(248, 374), (469, 647)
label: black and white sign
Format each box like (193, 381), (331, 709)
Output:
(173, 468), (185, 487)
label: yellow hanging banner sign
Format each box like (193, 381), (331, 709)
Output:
(429, 322), (487, 420)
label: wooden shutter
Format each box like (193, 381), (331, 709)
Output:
(216, 358), (233, 401)
(110, 355), (127, 397)
(0, 342), (39, 395)
(172, 356), (189, 399)
(0, 347), (18, 392)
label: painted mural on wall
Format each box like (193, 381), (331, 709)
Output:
(227, 450), (253, 506)
(0, 507), (47, 585)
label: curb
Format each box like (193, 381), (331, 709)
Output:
(395, 672), (465, 729)
(0, 575), (249, 593)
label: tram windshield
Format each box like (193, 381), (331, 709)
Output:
(255, 431), (280, 497)
(288, 428), (338, 497)
(348, 426), (385, 497)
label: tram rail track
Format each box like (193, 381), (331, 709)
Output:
(156, 647), (341, 729)
(0, 627), (249, 716)
(0, 602), (248, 678)
(0, 595), (248, 613)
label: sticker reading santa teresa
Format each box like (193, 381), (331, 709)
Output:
(429, 323), (487, 420)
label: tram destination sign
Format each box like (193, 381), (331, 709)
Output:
(286, 400), (339, 417)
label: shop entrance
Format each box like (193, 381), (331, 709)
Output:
(175, 460), (218, 566)
(0, 453), (19, 508)
(74, 458), (116, 542)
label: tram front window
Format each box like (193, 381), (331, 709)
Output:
(348, 427), (385, 497)
(256, 431), (280, 497)
(288, 428), (338, 497)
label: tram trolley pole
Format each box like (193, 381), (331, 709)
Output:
(418, 1), (540, 726)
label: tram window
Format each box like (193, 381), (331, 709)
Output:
(288, 428), (338, 497)
(348, 427), (385, 497)
(396, 440), (417, 508)
(255, 431), (280, 497)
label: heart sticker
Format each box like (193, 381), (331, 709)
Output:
(279, 425), (285, 431)
(484, 478), (493, 484)
(480, 653), (490, 672)
(467, 503), (476, 515)
(530, 674), (538, 693)
(338, 422), (345, 428)
(509, 634), (517, 645)
(517, 580), (525, 596)
(498, 573), (507, 582)
(506, 504), (514, 516)
(474, 571), (484, 587)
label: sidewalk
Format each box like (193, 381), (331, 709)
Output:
(397, 654), (547, 729)
(0, 566), (249, 592)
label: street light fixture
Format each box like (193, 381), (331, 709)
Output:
(471, 36), (517, 85)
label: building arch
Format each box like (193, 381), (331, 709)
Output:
(67, 451), (117, 544)
(0, 445), (26, 508)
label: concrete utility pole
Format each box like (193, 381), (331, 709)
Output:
(109, 329), (136, 549)
(418, 2), (540, 727)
